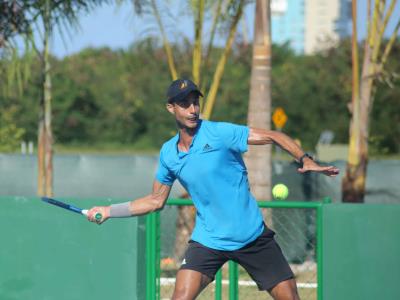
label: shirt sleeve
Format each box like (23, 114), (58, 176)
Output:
(216, 122), (249, 153)
(155, 149), (176, 186)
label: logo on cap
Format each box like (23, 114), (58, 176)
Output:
(179, 80), (187, 90)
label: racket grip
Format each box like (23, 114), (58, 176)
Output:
(94, 212), (103, 221)
(81, 210), (103, 221)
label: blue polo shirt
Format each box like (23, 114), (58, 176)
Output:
(156, 120), (264, 250)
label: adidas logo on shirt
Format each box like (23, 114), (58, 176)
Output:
(203, 144), (212, 151)
(181, 258), (187, 265)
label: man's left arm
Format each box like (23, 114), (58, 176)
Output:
(248, 128), (339, 177)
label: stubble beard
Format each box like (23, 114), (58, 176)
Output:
(176, 117), (199, 134)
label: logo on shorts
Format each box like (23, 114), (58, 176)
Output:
(181, 258), (187, 265)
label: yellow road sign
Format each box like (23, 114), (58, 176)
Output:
(272, 107), (288, 129)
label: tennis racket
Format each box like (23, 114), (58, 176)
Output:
(41, 197), (102, 221)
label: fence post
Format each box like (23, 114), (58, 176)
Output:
(146, 212), (161, 300)
(317, 199), (329, 300)
(215, 269), (222, 300)
(165, 199), (325, 299)
(229, 261), (238, 300)
(156, 211), (161, 299)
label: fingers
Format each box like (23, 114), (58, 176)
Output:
(297, 167), (307, 173)
(322, 166), (340, 176)
(87, 207), (104, 224)
(298, 165), (340, 176)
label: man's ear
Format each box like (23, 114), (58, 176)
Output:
(166, 103), (175, 114)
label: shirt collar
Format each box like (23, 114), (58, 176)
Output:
(175, 119), (203, 156)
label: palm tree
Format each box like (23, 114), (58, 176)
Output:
(342, 0), (400, 202)
(245, 0), (272, 218)
(28, 0), (110, 196)
(1, 0), (110, 196)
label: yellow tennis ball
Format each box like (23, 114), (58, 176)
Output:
(272, 184), (289, 200)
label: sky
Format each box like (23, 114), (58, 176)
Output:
(48, 1), (197, 58)
(45, 1), (400, 58)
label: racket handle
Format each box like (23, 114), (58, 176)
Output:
(95, 212), (103, 221)
(81, 210), (103, 221)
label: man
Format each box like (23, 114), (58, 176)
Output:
(87, 79), (339, 300)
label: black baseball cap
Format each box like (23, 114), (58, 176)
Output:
(166, 79), (203, 103)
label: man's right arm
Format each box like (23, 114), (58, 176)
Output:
(128, 180), (172, 215)
(87, 180), (172, 224)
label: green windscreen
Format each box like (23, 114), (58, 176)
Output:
(322, 204), (400, 300)
(0, 196), (146, 300)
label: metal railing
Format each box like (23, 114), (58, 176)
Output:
(146, 198), (331, 300)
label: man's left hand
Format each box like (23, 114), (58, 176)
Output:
(297, 159), (340, 177)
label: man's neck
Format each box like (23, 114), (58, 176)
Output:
(178, 127), (197, 152)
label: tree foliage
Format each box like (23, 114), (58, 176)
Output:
(1, 38), (399, 154)
(0, 105), (25, 152)
(342, 0), (400, 203)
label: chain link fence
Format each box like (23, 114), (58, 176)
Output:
(157, 201), (321, 300)
(235, 207), (317, 300)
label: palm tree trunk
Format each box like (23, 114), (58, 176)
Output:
(342, 0), (362, 202)
(342, 0), (377, 203)
(343, 0), (400, 203)
(192, 0), (204, 85)
(200, 0), (223, 92)
(201, 0), (244, 119)
(245, 0), (272, 224)
(37, 120), (45, 195)
(150, 0), (178, 80)
(37, 0), (53, 197)
(43, 50), (53, 196)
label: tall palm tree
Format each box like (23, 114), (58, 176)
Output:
(37, 0), (53, 196)
(342, 0), (400, 202)
(34, 1), (110, 196)
(246, 0), (272, 215)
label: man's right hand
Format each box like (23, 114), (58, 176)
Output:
(87, 206), (110, 224)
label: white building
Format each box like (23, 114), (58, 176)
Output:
(271, 0), (351, 54)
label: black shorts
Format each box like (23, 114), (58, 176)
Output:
(180, 225), (294, 291)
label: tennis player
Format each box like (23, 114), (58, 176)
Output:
(87, 79), (339, 300)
